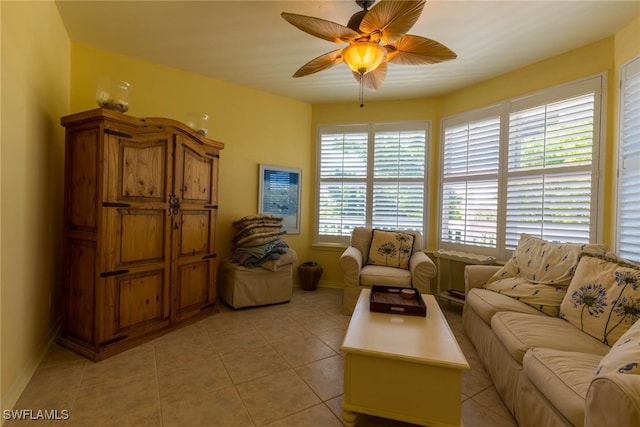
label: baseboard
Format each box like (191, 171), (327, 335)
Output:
(317, 280), (343, 289)
(1, 319), (61, 424)
(293, 280), (343, 290)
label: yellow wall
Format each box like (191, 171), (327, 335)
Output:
(69, 44), (314, 266)
(1, 0), (70, 413)
(615, 14), (640, 65)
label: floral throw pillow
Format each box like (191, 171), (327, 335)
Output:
(484, 233), (607, 316)
(487, 233), (607, 287)
(367, 230), (415, 270)
(596, 319), (640, 376)
(560, 254), (640, 346)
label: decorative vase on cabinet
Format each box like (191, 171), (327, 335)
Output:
(58, 108), (224, 361)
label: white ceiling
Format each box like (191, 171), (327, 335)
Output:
(55, 0), (640, 104)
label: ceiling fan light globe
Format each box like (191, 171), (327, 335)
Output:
(342, 42), (387, 75)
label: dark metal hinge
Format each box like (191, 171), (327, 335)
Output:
(102, 202), (131, 208)
(100, 269), (130, 278)
(104, 129), (132, 139)
(203, 205), (218, 209)
(202, 254), (217, 260)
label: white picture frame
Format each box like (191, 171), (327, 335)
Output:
(258, 164), (302, 234)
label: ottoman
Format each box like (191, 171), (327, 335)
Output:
(219, 256), (295, 309)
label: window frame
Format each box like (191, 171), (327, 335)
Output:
(438, 75), (606, 260)
(314, 121), (430, 246)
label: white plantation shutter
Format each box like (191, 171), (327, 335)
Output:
(506, 94), (595, 248)
(441, 116), (500, 249)
(318, 126), (368, 238)
(441, 180), (498, 247)
(372, 182), (424, 230)
(317, 122), (428, 244)
(505, 173), (592, 247)
(372, 127), (425, 230)
(617, 56), (640, 262)
(439, 76), (603, 258)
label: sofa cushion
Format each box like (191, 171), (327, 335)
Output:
(596, 318), (640, 376)
(560, 254), (640, 346)
(485, 234), (607, 316)
(524, 347), (601, 427)
(360, 264), (411, 287)
(485, 277), (567, 317)
(367, 229), (415, 269)
(491, 312), (610, 364)
(466, 288), (544, 325)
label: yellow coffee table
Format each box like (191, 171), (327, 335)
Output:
(340, 288), (469, 426)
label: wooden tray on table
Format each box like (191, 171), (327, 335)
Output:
(369, 285), (427, 317)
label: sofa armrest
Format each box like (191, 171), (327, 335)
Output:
(410, 251), (438, 294)
(464, 265), (501, 292)
(585, 374), (640, 427)
(339, 246), (363, 289)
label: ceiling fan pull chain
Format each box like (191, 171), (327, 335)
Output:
(359, 80), (365, 108)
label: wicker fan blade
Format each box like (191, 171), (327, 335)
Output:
(293, 49), (344, 78)
(353, 62), (388, 91)
(385, 35), (457, 65)
(282, 12), (360, 43)
(359, 0), (426, 44)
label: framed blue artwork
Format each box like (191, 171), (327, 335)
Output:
(258, 164), (302, 234)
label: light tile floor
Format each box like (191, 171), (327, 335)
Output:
(6, 288), (518, 427)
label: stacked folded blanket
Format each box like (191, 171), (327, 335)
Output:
(231, 214), (295, 270)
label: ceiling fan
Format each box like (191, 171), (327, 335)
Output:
(281, 0), (456, 103)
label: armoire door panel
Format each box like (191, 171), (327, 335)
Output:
(104, 130), (169, 205)
(176, 261), (208, 314)
(115, 270), (165, 331)
(64, 239), (96, 344)
(119, 209), (166, 264)
(68, 128), (99, 232)
(181, 147), (212, 202)
(119, 139), (167, 200)
(179, 210), (210, 257)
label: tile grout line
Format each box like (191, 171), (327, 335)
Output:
(63, 359), (89, 426)
(151, 346), (164, 427)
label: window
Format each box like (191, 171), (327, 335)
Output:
(440, 76), (603, 259)
(616, 56), (640, 262)
(316, 122), (428, 245)
(441, 114), (500, 249)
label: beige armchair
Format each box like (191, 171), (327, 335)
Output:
(339, 227), (437, 315)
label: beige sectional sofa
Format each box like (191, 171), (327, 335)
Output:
(462, 234), (640, 427)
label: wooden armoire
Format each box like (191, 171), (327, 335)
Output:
(58, 108), (224, 360)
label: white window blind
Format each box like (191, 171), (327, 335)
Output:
(440, 76), (603, 258)
(617, 56), (640, 262)
(506, 94), (595, 248)
(318, 126), (368, 237)
(441, 116), (500, 249)
(317, 122), (428, 244)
